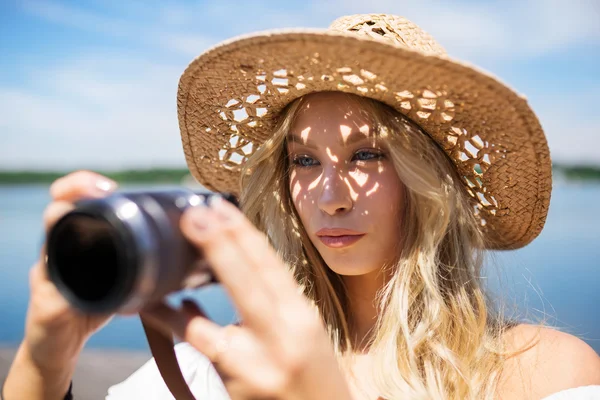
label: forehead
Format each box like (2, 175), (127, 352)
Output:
(290, 92), (375, 137)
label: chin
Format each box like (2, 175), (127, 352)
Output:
(332, 268), (374, 276)
(322, 256), (379, 276)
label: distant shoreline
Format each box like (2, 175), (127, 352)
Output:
(0, 164), (599, 184)
(0, 168), (194, 185)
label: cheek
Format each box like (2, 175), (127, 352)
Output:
(361, 168), (404, 227)
(289, 172), (318, 221)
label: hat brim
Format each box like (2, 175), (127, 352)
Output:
(177, 29), (551, 250)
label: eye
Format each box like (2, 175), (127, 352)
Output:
(352, 149), (384, 162)
(292, 155), (320, 168)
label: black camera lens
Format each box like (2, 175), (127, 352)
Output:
(46, 188), (236, 314)
(51, 214), (124, 302)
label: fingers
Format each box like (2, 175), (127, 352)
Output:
(42, 201), (75, 233)
(141, 301), (274, 395)
(180, 202), (280, 336)
(44, 170), (118, 232)
(38, 170), (118, 277)
(183, 199), (302, 296)
(29, 260), (62, 297)
(209, 201), (304, 304)
(49, 170), (117, 202)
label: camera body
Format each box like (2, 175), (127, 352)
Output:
(46, 188), (236, 315)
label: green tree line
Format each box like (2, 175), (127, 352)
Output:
(0, 168), (192, 185)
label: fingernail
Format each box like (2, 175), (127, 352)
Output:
(208, 195), (235, 219)
(95, 178), (117, 193)
(206, 195), (223, 208)
(188, 205), (212, 230)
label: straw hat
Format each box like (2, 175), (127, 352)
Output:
(176, 14), (552, 250)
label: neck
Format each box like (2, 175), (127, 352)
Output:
(341, 267), (391, 353)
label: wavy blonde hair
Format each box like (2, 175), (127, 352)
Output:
(240, 92), (510, 399)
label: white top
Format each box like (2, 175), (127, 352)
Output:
(542, 386), (600, 400)
(105, 343), (600, 399)
(106, 343), (230, 400)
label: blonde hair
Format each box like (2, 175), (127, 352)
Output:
(240, 92), (510, 399)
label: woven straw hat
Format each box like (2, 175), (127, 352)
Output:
(177, 14), (552, 250)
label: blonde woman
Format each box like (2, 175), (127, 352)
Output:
(4, 14), (600, 400)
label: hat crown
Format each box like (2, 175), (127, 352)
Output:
(329, 14), (447, 57)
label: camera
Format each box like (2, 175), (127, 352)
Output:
(45, 188), (237, 315)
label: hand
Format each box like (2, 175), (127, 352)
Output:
(23, 170), (118, 371)
(141, 199), (353, 400)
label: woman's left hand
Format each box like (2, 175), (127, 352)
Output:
(141, 198), (353, 400)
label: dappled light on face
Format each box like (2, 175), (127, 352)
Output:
(308, 174), (322, 190)
(343, 177), (359, 201)
(366, 182), (380, 197)
(359, 124), (370, 136)
(340, 124), (352, 143)
(283, 93), (406, 280)
(292, 179), (302, 199)
(322, 176), (331, 192)
(300, 127), (311, 143)
(349, 169), (369, 187)
(290, 173), (322, 212)
(290, 170), (302, 201)
(326, 147), (339, 162)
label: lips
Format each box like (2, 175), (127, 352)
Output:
(315, 228), (366, 248)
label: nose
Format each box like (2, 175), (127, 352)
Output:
(317, 167), (353, 216)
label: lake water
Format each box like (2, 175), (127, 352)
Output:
(0, 183), (598, 353)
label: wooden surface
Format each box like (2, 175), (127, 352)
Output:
(0, 347), (152, 400)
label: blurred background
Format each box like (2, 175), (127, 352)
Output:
(0, 0), (599, 391)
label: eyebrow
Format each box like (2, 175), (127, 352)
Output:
(287, 131), (377, 149)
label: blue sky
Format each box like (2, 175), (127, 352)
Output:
(0, 0), (599, 171)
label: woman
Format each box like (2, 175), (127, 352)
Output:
(4, 14), (600, 400)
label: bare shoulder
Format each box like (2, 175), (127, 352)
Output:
(498, 323), (600, 400)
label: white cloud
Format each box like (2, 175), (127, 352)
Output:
(20, 0), (216, 57)
(522, 0), (600, 54)
(21, 0), (134, 37)
(3, 0), (598, 171)
(0, 54), (187, 170)
(531, 86), (600, 164)
(159, 33), (218, 58)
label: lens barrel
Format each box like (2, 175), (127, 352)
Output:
(46, 189), (235, 314)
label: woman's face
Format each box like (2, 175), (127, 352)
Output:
(287, 92), (404, 276)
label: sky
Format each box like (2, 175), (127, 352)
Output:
(0, 0), (599, 171)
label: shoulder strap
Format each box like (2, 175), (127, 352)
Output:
(140, 316), (197, 400)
